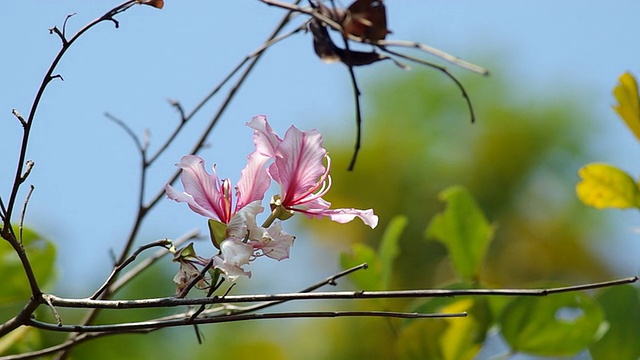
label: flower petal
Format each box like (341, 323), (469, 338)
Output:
(227, 201), (264, 239)
(303, 207), (379, 229)
(273, 126), (328, 206)
(248, 222), (295, 261)
(165, 184), (218, 219)
(168, 155), (229, 222)
(262, 222), (295, 260)
(247, 115), (282, 158)
(213, 255), (251, 281)
(220, 238), (253, 267)
(235, 151), (271, 211)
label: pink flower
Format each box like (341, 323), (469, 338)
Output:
(166, 157), (294, 281)
(211, 202), (295, 280)
(247, 115), (378, 229)
(165, 153), (270, 224)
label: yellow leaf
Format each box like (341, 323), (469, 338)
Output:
(576, 163), (640, 209)
(613, 72), (640, 141)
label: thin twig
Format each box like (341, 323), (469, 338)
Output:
(104, 112), (145, 156)
(18, 184), (35, 244)
(2, 2), (139, 316)
(381, 47), (477, 123)
(12, 109), (27, 127)
(145, 22), (310, 167)
(345, 64), (362, 170)
(377, 39), (489, 75)
(42, 294), (63, 326)
(90, 239), (174, 299)
(110, 229), (200, 293)
(177, 258), (214, 298)
(223, 263), (369, 315)
(27, 310), (467, 333)
(260, 0), (489, 75)
(4, 0), (136, 238)
(146, 0), (304, 213)
(46, 276), (639, 310)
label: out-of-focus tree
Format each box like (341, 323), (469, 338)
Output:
(316, 66), (611, 287)
(292, 65), (620, 359)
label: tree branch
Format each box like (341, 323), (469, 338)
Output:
(45, 276), (638, 310)
(27, 310), (467, 333)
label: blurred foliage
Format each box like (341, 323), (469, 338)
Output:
(296, 65), (627, 359)
(5, 67), (638, 360)
(0, 228), (56, 310)
(317, 66), (611, 288)
(0, 228), (56, 356)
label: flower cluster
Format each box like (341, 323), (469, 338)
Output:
(165, 115), (378, 293)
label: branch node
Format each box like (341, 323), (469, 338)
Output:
(48, 26), (67, 45)
(50, 74), (65, 82)
(21, 160), (35, 182)
(107, 17), (120, 29)
(42, 294), (63, 326)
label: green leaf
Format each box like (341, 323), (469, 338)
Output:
(589, 285), (640, 360)
(208, 219), (227, 249)
(576, 163), (640, 209)
(425, 186), (494, 282)
(339, 243), (380, 290)
(613, 72), (640, 141)
(0, 228), (56, 306)
(397, 297), (491, 360)
(340, 216), (406, 290)
(500, 292), (605, 356)
(378, 215), (406, 289)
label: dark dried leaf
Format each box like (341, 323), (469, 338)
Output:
(344, 0), (390, 41)
(309, 18), (388, 67)
(138, 0), (164, 9)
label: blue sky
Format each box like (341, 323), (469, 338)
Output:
(2, 1), (640, 294)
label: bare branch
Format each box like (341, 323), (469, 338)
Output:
(5, 0), (138, 226)
(226, 263), (369, 315)
(110, 229), (200, 293)
(27, 310), (467, 333)
(11, 109), (26, 127)
(61, 13), (77, 40)
(104, 112), (145, 156)
(381, 47), (477, 123)
(19, 160), (35, 183)
(18, 184), (35, 244)
(46, 276), (639, 310)
(377, 39), (489, 75)
(0, 299), (40, 338)
(42, 294), (63, 326)
(90, 239), (174, 299)
(147, 0), (304, 210)
(177, 258), (214, 298)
